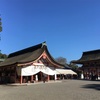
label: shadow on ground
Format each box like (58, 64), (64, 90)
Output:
(82, 84), (100, 91)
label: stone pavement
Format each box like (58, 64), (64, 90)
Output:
(0, 80), (100, 100)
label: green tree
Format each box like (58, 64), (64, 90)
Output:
(0, 53), (8, 59)
(69, 63), (79, 70)
(69, 62), (82, 78)
(0, 17), (2, 32)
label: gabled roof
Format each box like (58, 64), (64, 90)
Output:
(0, 41), (65, 68)
(72, 49), (100, 64)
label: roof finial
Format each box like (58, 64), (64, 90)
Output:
(42, 41), (47, 48)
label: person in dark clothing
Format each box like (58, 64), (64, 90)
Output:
(43, 76), (46, 83)
(43, 73), (47, 83)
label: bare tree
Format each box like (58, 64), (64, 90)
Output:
(55, 57), (67, 65)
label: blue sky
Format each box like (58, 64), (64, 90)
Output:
(0, 0), (100, 63)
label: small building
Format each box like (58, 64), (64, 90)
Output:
(72, 49), (100, 80)
(0, 42), (76, 84)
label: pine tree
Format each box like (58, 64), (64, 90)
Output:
(0, 17), (2, 32)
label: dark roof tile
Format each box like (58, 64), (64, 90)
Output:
(0, 41), (65, 68)
(72, 49), (100, 64)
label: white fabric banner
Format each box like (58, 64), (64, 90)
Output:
(21, 65), (40, 76)
(21, 65), (55, 76)
(17, 65), (77, 76)
(55, 69), (77, 75)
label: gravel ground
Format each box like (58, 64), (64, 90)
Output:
(0, 80), (100, 100)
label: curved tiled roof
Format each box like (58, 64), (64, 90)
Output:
(72, 49), (100, 64)
(0, 42), (44, 67)
(0, 42), (65, 68)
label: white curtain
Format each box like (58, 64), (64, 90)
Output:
(41, 67), (55, 75)
(55, 69), (77, 75)
(21, 65), (40, 76)
(21, 65), (55, 76)
(17, 66), (77, 76)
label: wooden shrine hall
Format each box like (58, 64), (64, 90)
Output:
(0, 42), (74, 84)
(72, 49), (100, 80)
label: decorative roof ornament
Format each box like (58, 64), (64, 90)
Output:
(41, 41), (47, 48)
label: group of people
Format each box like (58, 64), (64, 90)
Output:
(83, 73), (98, 80)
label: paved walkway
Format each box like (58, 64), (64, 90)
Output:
(7, 80), (62, 86)
(0, 80), (100, 100)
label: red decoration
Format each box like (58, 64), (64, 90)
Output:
(43, 55), (46, 59)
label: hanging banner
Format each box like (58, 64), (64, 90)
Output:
(55, 69), (77, 75)
(21, 65), (55, 76)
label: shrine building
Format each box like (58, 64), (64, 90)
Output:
(0, 42), (76, 84)
(72, 49), (100, 80)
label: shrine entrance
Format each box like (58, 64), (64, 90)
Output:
(35, 72), (48, 82)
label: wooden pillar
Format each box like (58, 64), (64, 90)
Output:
(31, 75), (33, 82)
(15, 67), (16, 83)
(47, 75), (50, 81)
(40, 72), (42, 81)
(33, 75), (34, 80)
(20, 76), (23, 84)
(14, 71), (16, 83)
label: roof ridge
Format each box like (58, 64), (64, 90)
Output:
(8, 41), (46, 58)
(83, 49), (100, 54)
